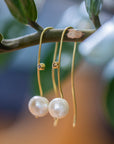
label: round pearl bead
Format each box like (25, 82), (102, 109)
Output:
(28, 96), (49, 117)
(48, 98), (69, 119)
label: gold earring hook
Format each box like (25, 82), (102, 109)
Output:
(58, 26), (73, 98)
(71, 42), (77, 127)
(52, 42), (59, 97)
(52, 42), (59, 127)
(37, 27), (53, 96)
(52, 27), (73, 127)
(57, 27), (77, 127)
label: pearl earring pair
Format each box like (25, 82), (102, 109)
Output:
(28, 27), (69, 120)
(28, 27), (77, 127)
(28, 96), (69, 118)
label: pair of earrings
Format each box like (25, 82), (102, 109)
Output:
(28, 27), (77, 127)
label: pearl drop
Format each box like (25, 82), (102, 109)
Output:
(28, 96), (49, 117)
(48, 98), (69, 119)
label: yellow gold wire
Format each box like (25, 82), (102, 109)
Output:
(58, 27), (73, 98)
(52, 42), (59, 127)
(53, 27), (73, 126)
(53, 118), (59, 127)
(71, 42), (77, 127)
(52, 42), (59, 97)
(37, 27), (53, 96)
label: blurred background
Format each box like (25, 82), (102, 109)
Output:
(0, 0), (114, 143)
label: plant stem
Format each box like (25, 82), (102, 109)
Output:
(0, 29), (95, 53)
(92, 15), (101, 29)
(0, 34), (3, 42)
(28, 21), (43, 32)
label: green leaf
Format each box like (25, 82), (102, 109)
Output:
(0, 33), (3, 42)
(5, 0), (37, 25)
(106, 78), (114, 128)
(85, 0), (103, 18)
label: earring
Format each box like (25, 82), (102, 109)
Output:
(52, 42), (59, 98)
(49, 27), (73, 122)
(28, 27), (53, 118)
(51, 42), (59, 126)
(71, 42), (77, 127)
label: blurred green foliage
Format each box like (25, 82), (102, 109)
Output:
(85, 0), (103, 18)
(5, 0), (37, 25)
(106, 78), (114, 128)
(0, 19), (26, 67)
(0, 33), (3, 42)
(2, 19), (26, 39)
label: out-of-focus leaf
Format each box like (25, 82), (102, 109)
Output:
(0, 19), (26, 67)
(5, 0), (37, 25)
(2, 19), (26, 38)
(57, 3), (95, 29)
(0, 33), (3, 42)
(85, 0), (103, 18)
(79, 18), (114, 65)
(0, 53), (12, 66)
(31, 42), (81, 96)
(106, 78), (114, 128)
(103, 58), (114, 81)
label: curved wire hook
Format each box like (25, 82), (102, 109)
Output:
(37, 27), (53, 96)
(52, 27), (73, 127)
(57, 27), (77, 127)
(52, 42), (59, 127)
(57, 26), (73, 98)
(52, 42), (59, 97)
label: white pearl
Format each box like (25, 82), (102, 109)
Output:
(48, 98), (69, 119)
(28, 96), (49, 117)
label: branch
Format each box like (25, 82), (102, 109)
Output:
(0, 29), (95, 53)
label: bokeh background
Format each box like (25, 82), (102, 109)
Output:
(0, 0), (114, 143)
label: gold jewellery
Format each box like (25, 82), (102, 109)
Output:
(49, 27), (73, 126)
(28, 27), (53, 118)
(28, 27), (77, 127)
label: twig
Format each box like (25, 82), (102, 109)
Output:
(28, 21), (43, 32)
(91, 15), (101, 29)
(0, 29), (95, 53)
